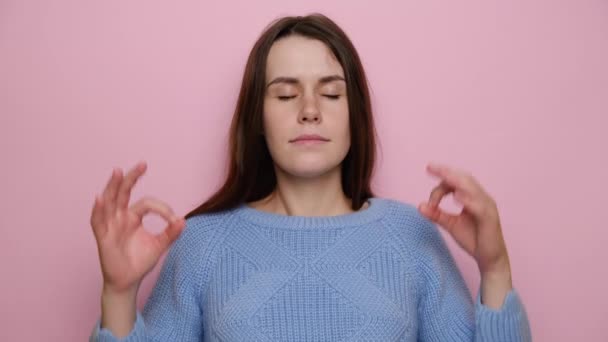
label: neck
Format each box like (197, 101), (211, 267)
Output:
(250, 165), (355, 217)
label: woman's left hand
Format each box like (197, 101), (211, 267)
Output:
(417, 162), (512, 277)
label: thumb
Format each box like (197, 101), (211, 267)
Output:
(156, 218), (186, 252)
(418, 202), (457, 235)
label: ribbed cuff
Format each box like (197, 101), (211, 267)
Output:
(475, 288), (532, 341)
(89, 311), (146, 342)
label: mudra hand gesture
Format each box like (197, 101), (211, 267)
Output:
(90, 162), (186, 294)
(418, 163), (513, 308)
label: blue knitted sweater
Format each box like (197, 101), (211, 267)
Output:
(90, 197), (531, 341)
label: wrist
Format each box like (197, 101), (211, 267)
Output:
(100, 284), (138, 335)
(481, 269), (513, 289)
(479, 252), (511, 276)
(102, 281), (139, 297)
(480, 268), (513, 309)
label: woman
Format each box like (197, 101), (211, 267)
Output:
(90, 13), (531, 341)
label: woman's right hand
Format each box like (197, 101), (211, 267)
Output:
(90, 161), (186, 294)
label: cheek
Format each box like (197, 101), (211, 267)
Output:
(262, 109), (289, 145)
(337, 110), (351, 141)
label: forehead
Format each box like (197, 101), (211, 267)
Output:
(266, 35), (344, 80)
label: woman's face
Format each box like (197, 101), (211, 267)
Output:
(263, 35), (350, 179)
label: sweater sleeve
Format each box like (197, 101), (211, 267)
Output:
(413, 214), (532, 341)
(474, 285), (532, 341)
(89, 217), (218, 342)
(383, 200), (531, 341)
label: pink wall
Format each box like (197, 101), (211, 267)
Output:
(1, 0), (606, 340)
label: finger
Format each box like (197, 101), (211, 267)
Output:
(418, 202), (459, 232)
(129, 197), (180, 223)
(116, 161), (147, 210)
(426, 163), (481, 198)
(419, 201), (478, 256)
(453, 190), (486, 218)
(102, 168), (124, 219)
(155, 218), (186, 252)
(90, 194), (106, 237)
(428, 181), (453, 208)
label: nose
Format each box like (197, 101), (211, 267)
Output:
(298, 94), (321, 124)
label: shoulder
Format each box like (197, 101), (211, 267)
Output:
(168, 209), (235, 260)
(378, 197), (437, 235)
(377, 197), (424, 222)
(378, 197), (460, 286)
(160, 209), (237, 290)
(377, 197), (445, 251)
(183, 210), (230, 237)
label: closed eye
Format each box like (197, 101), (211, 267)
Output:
(278, 95), (296, 101)
(277, 95), (341, 101)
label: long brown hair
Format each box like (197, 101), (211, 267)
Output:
(184, 13), (378, 219)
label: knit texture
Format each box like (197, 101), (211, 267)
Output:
(90, 197), (532, 341)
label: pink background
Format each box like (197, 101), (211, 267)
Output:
(1, 0), (607, 340)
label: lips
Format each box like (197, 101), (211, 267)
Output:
(290, 134), (330, 142)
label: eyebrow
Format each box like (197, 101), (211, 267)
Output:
(265, 75), (345, 89)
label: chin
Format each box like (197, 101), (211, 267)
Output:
(280, 161), (341, 179)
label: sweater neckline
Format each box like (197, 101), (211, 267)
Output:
(233, 197), (386, 230)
